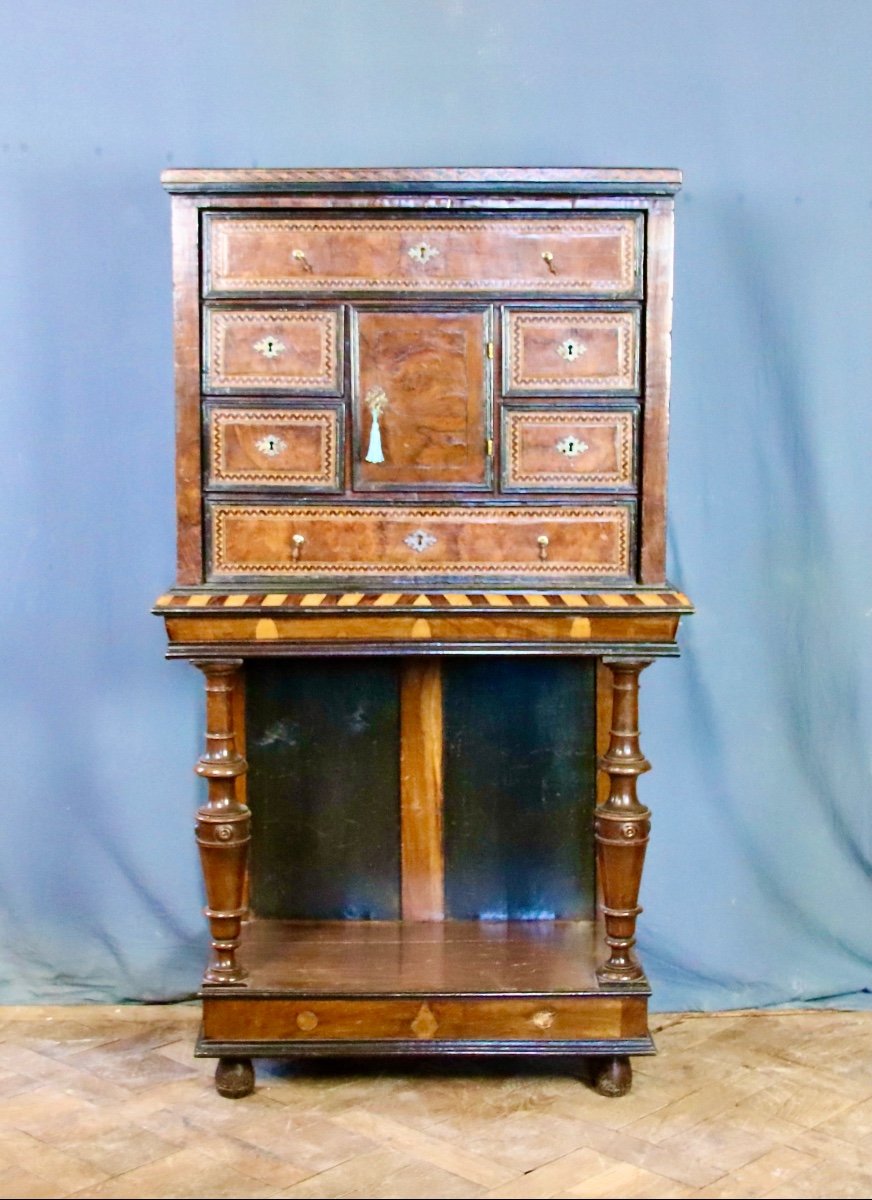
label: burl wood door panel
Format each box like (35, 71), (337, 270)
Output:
(208, 503), (633, 582)
(207, 406), (343, 491)
(204, 214), (642, 297)
(504, 308), (640, 396)
(353, 308), (490, 491)
(501, 408), (636, 492)
(203, 307), (343, 394)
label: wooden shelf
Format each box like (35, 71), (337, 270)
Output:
(208, 918), (646, 997)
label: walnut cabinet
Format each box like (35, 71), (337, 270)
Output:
(155, 168), (691, 1099)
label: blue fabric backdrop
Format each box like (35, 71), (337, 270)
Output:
(1, 0), (870, 1009)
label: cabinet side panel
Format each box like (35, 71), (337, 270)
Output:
(171, 195), (204, 583)
(442, 658), (597, 920)
(245, 660), (401, 919)
(639, 198), (674, 583)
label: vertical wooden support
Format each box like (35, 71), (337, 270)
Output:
(192, 659), (250, 985)
(231, 671), (250, 915)
(595, 658), (652, 983)
(400, 660), (445, 921)
(640, 197), (674, 585)
(595, 660), (614, 808)
(171, 195), (204, 584)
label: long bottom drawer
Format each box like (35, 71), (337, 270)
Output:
(208, 502), (634, 582)
(201, 993), (650, 1045)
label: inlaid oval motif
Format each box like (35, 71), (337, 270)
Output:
(296, 1010), (319, 1032)
(531, 1009), (556, 1030)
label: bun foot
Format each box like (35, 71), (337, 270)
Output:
(593, 1055), (632, 1097)
(215, 1056), (255, 1099)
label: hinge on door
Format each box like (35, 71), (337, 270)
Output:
(486, 438), (494, 456)
(486, 340), (494, 360)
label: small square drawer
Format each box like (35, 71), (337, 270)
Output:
(203, 307), (343, 394)
(207, 406), (343, 491)
(503, 308), (639, 396)
(501, 408), (635, 492)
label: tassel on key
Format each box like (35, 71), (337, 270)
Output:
(364, 387), (388, 464)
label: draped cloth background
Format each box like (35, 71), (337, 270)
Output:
(1, 0), (870, 1009)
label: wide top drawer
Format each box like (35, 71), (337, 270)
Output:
(204, 214), (642, 297)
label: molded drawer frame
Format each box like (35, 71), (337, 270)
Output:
(203, 304), (344, 395)
(205, 402), (345, 492)
(502, 304), (641, 397)
(500, 404), (638, 493)
(205, 500), (636, 585)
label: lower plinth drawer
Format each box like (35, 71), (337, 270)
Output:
(208, 502), (633, 581)
(202, 994), (648, 1043)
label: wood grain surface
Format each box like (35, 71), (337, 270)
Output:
(400, 661), (445, 921)
(212, 918), (609, 994)
(353, 308), (490, 490)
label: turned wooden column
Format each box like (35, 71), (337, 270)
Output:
(192, 659), (250, 985)
(595, 658), (653, 983)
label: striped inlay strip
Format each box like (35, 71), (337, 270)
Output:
(158, 590), (692, 611)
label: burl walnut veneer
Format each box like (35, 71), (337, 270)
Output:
(155, 167), (691, 1100)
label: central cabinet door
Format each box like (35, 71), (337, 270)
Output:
(352, 307), (491, 490)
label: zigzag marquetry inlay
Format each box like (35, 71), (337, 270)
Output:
(508, 310), (638, 392)
(209, 217), (638, 294)
(505, 410), (634, 488)
(207, 309), (339, 390)
(210, 408), (338, 486)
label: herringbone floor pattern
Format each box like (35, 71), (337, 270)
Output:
(0, 1006), (870, 1198)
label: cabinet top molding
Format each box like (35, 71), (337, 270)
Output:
(161, 167), (682, 195)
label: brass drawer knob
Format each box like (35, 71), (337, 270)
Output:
(291, 533), (306, 562)
(541, 250), (557, 275)
(537, 534), (550, 562)
(291, 248), (313, 273)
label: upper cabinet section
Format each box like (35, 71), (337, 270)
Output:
(203, 214), (643, 299)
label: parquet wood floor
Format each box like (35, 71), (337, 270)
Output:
(0, 1006), (869, 1198)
